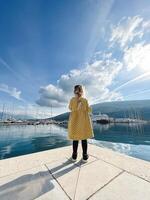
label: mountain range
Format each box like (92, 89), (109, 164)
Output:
(50, 99), (150, 121)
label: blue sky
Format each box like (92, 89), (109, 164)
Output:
(0, 0), (150, 117)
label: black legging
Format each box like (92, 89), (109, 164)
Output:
(73, 139), (87, 154)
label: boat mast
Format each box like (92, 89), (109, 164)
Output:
(1, 104), (5, 121)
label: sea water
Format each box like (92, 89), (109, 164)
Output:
(0, 123), (150, 161)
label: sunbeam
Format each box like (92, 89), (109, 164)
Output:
(112, 72), (150, 92)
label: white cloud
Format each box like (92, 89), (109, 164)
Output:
(0, 84), (22, 100)
(36, 84), (67, 107)
(109, 15), (150, 48)
(36, 55), (123, 108)
(37, 15), (150, 109)
(123, 42), (150, 71)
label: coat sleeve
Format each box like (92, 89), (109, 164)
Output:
(85, 99), (92, 113)
(69, 98), (77, 111)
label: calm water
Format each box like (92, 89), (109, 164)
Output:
(0, 123), (150, 161)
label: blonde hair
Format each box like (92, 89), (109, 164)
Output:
(74, 84), (86, 97)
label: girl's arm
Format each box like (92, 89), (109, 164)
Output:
(68, 98), (83, 111)
(85, 99), (92, 113)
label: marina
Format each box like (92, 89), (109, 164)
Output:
(0, 113), (148, 126)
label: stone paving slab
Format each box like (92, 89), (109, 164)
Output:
(90, 172), (150, 200)
(0, 146), (71, 178)
(45, 155), (100, 200)
(0, 165), (69, 200)
(74, 159), (122, 200)
(0, 143), (149, 200)
(46, 157), (80, 199)
(88, 143), (150, 182)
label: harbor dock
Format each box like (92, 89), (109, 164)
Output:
(0, 143), (149, 200)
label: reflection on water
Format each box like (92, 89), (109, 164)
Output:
(0, 125), (71, 159)
(0, 123), (150, 161)
(90, 122), (150, 162)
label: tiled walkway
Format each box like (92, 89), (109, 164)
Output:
(0, 143), (149, 200)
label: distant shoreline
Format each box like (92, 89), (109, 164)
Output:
(0, 118), (149, 126)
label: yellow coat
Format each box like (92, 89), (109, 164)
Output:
(67, 96), (94, 140)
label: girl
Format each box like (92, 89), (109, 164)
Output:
(67, 85), (94, 162)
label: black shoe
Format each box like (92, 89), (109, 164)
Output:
(82, 153), (89, 162)
(71, 152), (77, 161)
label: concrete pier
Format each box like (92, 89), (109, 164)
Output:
(0, 143), (149, 200)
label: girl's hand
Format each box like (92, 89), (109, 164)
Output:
(77, 101), (82, 110)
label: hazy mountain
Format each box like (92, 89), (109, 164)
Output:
(1, 99), (150, 121)
(0, 112), (35, 120)
(50, 99), (150, 121)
